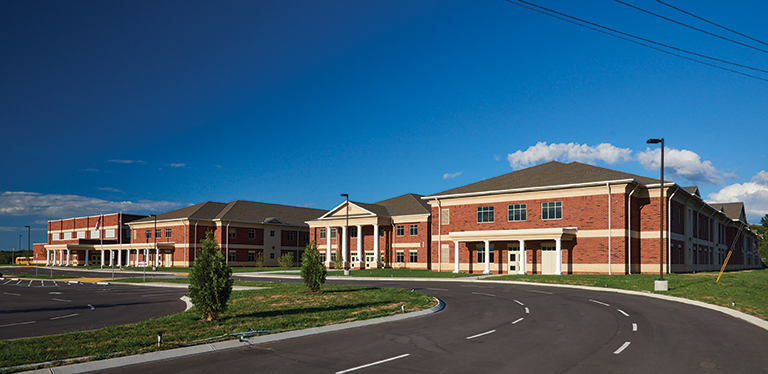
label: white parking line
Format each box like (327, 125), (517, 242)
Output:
(52, 298), (72, 302)
(613, 341), (631, 354)
(0, 320), (36, 328)
(512, 318), (524, 324)
(50, 313), (78, 320)
(589, 299), (610, 307)
(466, 330), (496, 340)
(471, 292), (496, 297)
(525, 307), (530, 314)
(618, 309), (629, 317)
(527, 290), (553, 295)
(632, 323), (637, 331)
(3, 292), (21, 296)
(336, 353), (410, 374)
(88, 304), (95, 310)
(513, 299), (524, 306)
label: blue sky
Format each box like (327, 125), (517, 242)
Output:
(2, 0), (767, 250)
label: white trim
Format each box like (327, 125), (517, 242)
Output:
(423, 179), (638, 200)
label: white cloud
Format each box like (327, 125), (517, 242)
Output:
(167, 163), (186, 168)
(637, 147), (723, 184)
(108, 159), (146, 164)
(97, 187), (123, 193)
(707, 171), (768, 223)
(507, 142), (633, 170)
(0, 191), (182, 218)
(443, 171), (463, 180)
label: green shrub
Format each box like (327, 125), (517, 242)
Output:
(301, 241), (327, 292)
(188, 231), (233, 321)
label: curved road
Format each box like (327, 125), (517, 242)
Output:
(96, 276), (768, 374)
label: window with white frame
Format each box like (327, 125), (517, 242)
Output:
(287, 232), (295, 241)
(541, 201), (562, 220)
(508, 204), (527, 221)
(91, 230), (100, 239)
(155, 228), (161, 238)
(477, 206), (494, 223)
(248, 251), (255, 262)
(320, 252), (326, 262)
(105, 229), (115, 238)
(228, 251), (236, 262)
(145, 229), (151, 239)
(63, 232), (72, 240)
(303, 232), (309, 242)
(270, 230), (275, 237)
(320, 229), (326, 239)
(409, 251), (418, 262)
(396, 225), (404, 236)
(396, 251), (405, 262)
(77, 231), (86, 239)
(248, 229), (256, 239)
(330, 228), (337, 238)
(228, 228), (236, 238)
(409, 224), (418, 236)
(441, 208), (450, 225)
(476, 246), (494, 263)
(166, 228), (172, 238)
(51, 232), (60, 241)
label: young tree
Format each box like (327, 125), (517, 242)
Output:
(188, 231), (233, 321)
(278, 252), (294, 270)
(752, 214), (768, 265)
(333, 248), (342, 270)
(301, 241), (327, 292)
(254, 251), (264, 269)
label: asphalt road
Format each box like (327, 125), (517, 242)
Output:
(96, 277), (768, 374)
(0, 275), (187, 340)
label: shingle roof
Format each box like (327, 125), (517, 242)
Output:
(214, 200), (326, 226)
(711, 202), (746, 223)
(349, 201), (391, 217)
(426, 161), (661, 198)
(375, 193), (430, 216)
(130, 201), (228, 224)
(682, 186), (700, 197)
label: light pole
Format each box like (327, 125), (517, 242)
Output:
(647, 138), (668, 291)
(26, 225), (33, 275)
(340, 193), (349, 273)
(17, 235), (21, 265)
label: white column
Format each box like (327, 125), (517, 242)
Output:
(483, 240), (490, 274)
(373, 224), (380, 267)
(118, 249), (122, 267)
(50, 250), (55, 266)
(144, 249), (148, 266)
(66, 249), (70, 266)
(518, 240), (526, 275)
(325, 227), (331, 265)
(356, 225), (362, 264)
(453, 241), (460, 273)
(555, 238), (562, 275)
(156, 248), (160, 267)
(342, 226), (348, 264)
(85, 250), (89, 266)
(47, 250), (51, 266)
(135, 249), (139, 267)
(100, 249), (105, 267)
(109, 250), (114, 266)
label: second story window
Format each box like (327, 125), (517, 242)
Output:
(508, 204), (527, 221)
(165, 228), (172, 238)
(396, 225), (404, 236)
(477, 206), (494, 223)
(319, 228), (326, 239)
(248, 229), (255, 239)
(228, 228), (236, 238)
(541, 201), (562, 220)
(145, 229), (151, 240)
(409, 224), (418, 236)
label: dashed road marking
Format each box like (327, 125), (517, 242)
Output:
(618, 309), (629, 317)
(513, 299), (524, 306)
(589, 299), (610, 307)
(52, 298), (72, 302)
(525, 307), (530, 314)
(88, 304), (95, 310)
(3, 292), (21, 296)
(471, 292), (496, 297)
(336, 353), (410, 374)
(632, 323), (637, 332)
(512, 318), (524, 324)
(0, 320), (36, 328)
(613, 341), (631, 354)
(466, 330), (496, 340)
(50, 313), (78, 321)
(527, 290), (553, 295)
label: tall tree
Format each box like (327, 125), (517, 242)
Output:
(188, 231), (233, 321)
(301, 241), (327, 293)
(751, 214), (768, 265)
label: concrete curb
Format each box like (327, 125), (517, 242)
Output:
(112, 282), (263, 291)
(21, 298), (444, 374)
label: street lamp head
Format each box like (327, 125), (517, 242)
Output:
(647, 138), (663, 144)
(340, 193), (348, 198)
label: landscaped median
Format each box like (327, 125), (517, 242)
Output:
(0, 280), (436, 373)
(484, 268), (768, 321)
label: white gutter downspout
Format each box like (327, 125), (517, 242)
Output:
(626, 184), (639, 275)
(226, 221), (231, 264)
(194, 220), (199, 260)
(607, 183), (612, 275)
(182, 220), (187, 267)
(436, 198), (441, 273)
(667, 187), (679, 274)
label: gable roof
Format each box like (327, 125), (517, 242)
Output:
(682, 186), (700, 197)
(130, 201), (228, 224)
(426, 161), (661, 198)
(375, 193), (430, 216)
(711, 202), (747, 223)
(214, 200), (327, 226)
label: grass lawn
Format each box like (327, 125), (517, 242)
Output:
(0, 280), (435, 371)
(325, 269), (477, 278)
(486, 269), (768, 321)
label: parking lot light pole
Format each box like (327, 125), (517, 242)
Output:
(341, 194), (349, 274)
(647, 138), (668, 291)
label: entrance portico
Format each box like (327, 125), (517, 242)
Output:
(43, 243), (175, 268)
(448, 227), (577, 275)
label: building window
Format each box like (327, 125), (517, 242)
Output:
(126, 230), (131, 239)
(330, 228), (337, 239)
(270, 230), (275, 237)
(320, 253), (326, 262)
(508, 204), (527, 221)
(396, 225), (404, 236)
(105, 229), (115, 238)
(155, 229), (161, 238)
(379, 229), (385, 237)
(396, 251), (405, 262)
(409, 224), (418, 236)
(320, 229), (326, 239)
(477, 206), (494, 223)
(303, 232), (309, 242)
(350, 227), (357, 238)
(228, 228), (236, 238)
(51, 233), (60, 241)
(166, 228), (172, 238)
(409, 251), (418, 262)
(248, 251), (255, 262)
(228, 251), (236, 262)
(248, 229), (256, 239)
(145, 229), (151, 240)
(287, 232), (295, 241)
(77, 231), (86, 239)
(477, 246), (494, 263)
(270, 253), (275, 259)
(441, 208), (450, 225)
(541, 201), (562, 220)
(91, 230), (100, 239)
